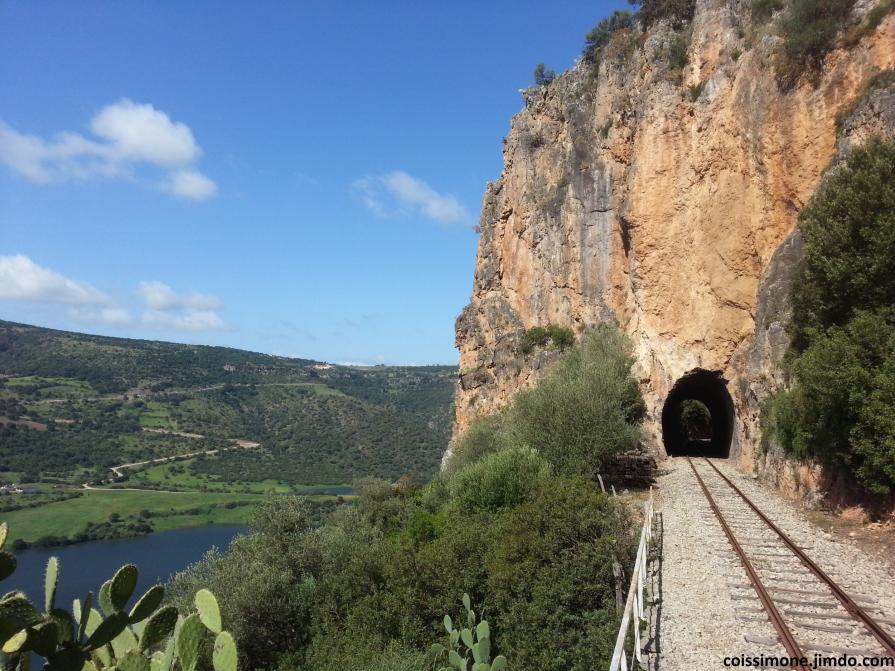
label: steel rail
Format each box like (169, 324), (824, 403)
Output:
(686, 457), (811, 670)
(699, 456), (895, 656)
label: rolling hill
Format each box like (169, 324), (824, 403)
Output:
(0, 320), (456, 486)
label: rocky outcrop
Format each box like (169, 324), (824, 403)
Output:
(454, 0), (895, 477)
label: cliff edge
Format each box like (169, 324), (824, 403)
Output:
(454, 0), (895, 481)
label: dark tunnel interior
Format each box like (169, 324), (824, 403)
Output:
(661, 369), (734, 458)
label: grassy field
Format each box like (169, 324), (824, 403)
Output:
(0, 490), (271, 543)
(140, 401), (178, 429)
(126, 457), (351, 494)
(129, 459), (296, 493)
(8, 376), (95, 399)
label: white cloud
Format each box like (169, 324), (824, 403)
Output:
(353, 171), (469, 224)
(135, 281), (227, 331)
(89, 99), (200, 167)
(0, 100), (216, 200)
(167, 169), (218, 200)
(0, 258), (229, 333)
(136, 281), (222, 311)
(0, 255), (108, 304)
(141, 309), (227, 332)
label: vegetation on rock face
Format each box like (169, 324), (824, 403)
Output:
(170, 328), (641, 671)
(447, 447), (550, 512)
(583, 11), (635, 61)
(510, 326), (644, 478)
(751, 0), (784, 24)
(518, 324), (574, 355)
(774, 0), (857, 90)
(532, 63), (556, 87)
(763, 138), (895, 495)
(627, 0), (696, 27)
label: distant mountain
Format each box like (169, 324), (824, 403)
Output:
(0, 320), (456, 484)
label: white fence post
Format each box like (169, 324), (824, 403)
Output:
(608, 490), (654, 671)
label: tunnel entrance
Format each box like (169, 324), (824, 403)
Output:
(661, 369), (734, 458)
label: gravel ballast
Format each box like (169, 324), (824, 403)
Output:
(654, 457), (895, 670)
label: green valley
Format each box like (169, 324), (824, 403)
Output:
(0, 320), (455, 544)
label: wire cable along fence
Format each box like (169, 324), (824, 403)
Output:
(609, 488), (655, 671)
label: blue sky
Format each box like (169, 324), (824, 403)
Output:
(0, 0), (625, 365)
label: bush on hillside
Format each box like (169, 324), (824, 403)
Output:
(519, 323), (575, 354)
(510, 325), (644, 478)
(168, 324), (644, 670)
(448, 446), (551, 512)
(168, 498), (319, 669)
(533, 63), (557, 87)
(751, 0), (783, 24)
(790, 137), (895, 348)
(775, 0), (856, 90)
(488, 477), (634, 669)
(764, 138), (895, 495)
(583, 11), (635, 61)
(770, 311), (895, 494)
(443, 413), (509, 475)
(627, 0), (696, 27)
(666, 29), (691, 81)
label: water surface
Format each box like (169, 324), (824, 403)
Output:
(5, 525), (247, 610)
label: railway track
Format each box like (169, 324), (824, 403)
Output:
(687, 457), (895, 669)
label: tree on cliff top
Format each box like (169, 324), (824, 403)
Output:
(627, 0), (696, 27)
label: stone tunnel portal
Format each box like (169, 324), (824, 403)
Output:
(661, 369), (734, 458)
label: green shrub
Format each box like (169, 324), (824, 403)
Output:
(628, 0), (696, 27)
(488, 478), (634, 670)
(532, 63), (556, 87)
(583, 10), (635, 61)
(842, 0), (894, 46)
(775, 0), (856, 90)
(174, 470), (638, 671)
(687, 81), (705, 101)
(168, 325), (644, 670)
(666, 29), (691, 81)
(545, 324), (575, 350)
(510, 326), (644, 478)
(448, 447), (550, 512)
(444, 413), (509, 475)
(790, 137), (895, 348)
(764, 138), (895, 495)
(751, 0), (783, 24)
(780, 312), (895, 494)
(519, 324), (575, 355)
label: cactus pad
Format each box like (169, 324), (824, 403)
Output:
(194, 589), (221, 634)
(44, 557), (59, 613)
(129, 586), (164, 625)
(175, 613), (204, 671)
(139, 605), (177, 652)
(110, 565), (139, 612)
(212, 631), (237, 671)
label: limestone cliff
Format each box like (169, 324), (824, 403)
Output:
(454, 0), (895, 478)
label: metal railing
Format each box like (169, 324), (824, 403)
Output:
(608, 488), (654, 671)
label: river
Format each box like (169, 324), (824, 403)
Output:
(4, 524), (247, 611)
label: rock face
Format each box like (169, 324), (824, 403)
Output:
(454, 0), (895, 479)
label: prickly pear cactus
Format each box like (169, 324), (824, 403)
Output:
(0, 521), (239, 671)
(431, 594), (508, 671)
